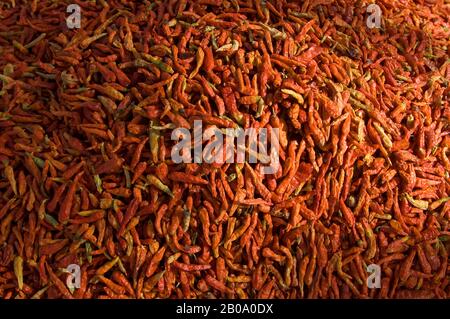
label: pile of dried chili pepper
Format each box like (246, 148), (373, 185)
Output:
(0, 0), (449, 299)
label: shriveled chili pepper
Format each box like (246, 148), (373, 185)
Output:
(0, 0), (449, 301)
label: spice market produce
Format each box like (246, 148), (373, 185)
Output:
(0, 0), (449, 299)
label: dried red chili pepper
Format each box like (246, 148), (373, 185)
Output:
(0, 0), (449, 300)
